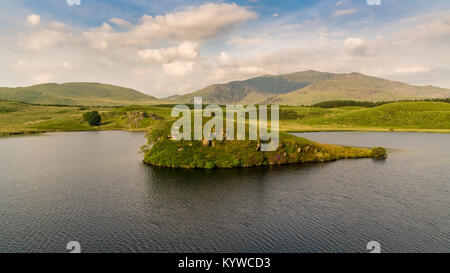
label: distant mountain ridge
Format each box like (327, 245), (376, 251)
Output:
(1, 71), (449, 106)
(166, 70), (336, 104)
(168, 70), (450, 105)
(0, 82), (157, 106)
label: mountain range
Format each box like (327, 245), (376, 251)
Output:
(168, 70), (450, 105)
(1, 70), (449, 106)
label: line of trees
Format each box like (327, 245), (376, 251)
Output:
(310, 98), (450, 108)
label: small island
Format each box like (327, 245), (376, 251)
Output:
(142, 121), (387, 169)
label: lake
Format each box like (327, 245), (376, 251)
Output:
(0, 131), (448, 253)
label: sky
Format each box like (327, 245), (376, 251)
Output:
(1, 0), (450, 97)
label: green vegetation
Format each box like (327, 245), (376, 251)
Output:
(0, 101), (170, 136)
(83, 111), (102, 126)
(372, 147), (387, 158)
(1, 100), (449, 136)
(311, 98), (450, 108)
(0, 82), (157, 106)
(279, 102), (450, 133)
(311, 100), (387, 108)
(142, 120), (386, 169)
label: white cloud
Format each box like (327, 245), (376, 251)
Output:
(208, 51), (268, 82)
(333, 9), (356, 17)
(115, 3), (256, 46)
(139, 42), (199, 63)
(3, 4), (450, 96)
(217, 52), (234, 66)
(20, 22), (77, 51)
(162, 61), (194, 76)
(27, 14), (40, 26)
(32, 74), (53, 84)
(344, 37), (373, 56)
(395, 66), (429, 74)
(109, 18), (132, 28)
(227, 36), (266, 47)
(136, 3), (256, 40)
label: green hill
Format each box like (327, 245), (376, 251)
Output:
(301, 101), (450, 129)
(0, 82), (157, 106)
(271, 73), (450, 105)
(166, 70), (335, 104)
(279, 101), (450, 132)
(168, 71), (450, 105)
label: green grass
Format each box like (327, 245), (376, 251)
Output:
(1, 101), (449, 136)
(142, 120), (386, 169)
(279, 102), (450, 132)
(0, 101), (171, 136)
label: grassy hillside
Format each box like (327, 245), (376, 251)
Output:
(0, 82), (158, 106)
(143, 121), (385, 169)
(2, 71), (449, 107)
(167, 71), (450, 105)
(271, 73), (450, 105)
(279, 101), (450, 132)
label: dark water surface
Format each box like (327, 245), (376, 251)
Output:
(0, 131), (448, 253)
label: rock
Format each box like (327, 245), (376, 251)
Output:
(202, 139), (210, 147)
(148, 113), (163, 120)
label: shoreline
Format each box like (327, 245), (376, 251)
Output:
(282, 128), (450, 134)
(2, 127), (449, 138)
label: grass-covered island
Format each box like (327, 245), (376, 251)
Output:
(142, 121), (386, 169)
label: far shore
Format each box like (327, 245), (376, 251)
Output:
(2, 127), (450, 138)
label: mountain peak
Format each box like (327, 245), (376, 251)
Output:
(166, 70), (450, 105)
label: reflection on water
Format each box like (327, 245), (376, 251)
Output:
(0, 131), (449, 253)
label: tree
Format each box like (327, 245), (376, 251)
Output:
(83, 111), (101, 126)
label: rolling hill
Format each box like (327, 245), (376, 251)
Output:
(1, 71), (449, 106)
(166, 70), (336, 104)
(0, 82), (157, 106)
(168, 70), (450, 105)
(270, 72), (450, 105)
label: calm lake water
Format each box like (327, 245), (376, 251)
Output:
(0, 131), (448, 253)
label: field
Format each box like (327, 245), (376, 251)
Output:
(0, 101), (171, 136)
(1, 100), (449, 136)
(279, 102), (450, 133)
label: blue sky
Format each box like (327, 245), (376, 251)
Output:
(13, 0), (450, 28)
(1, 0), (450, 96)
